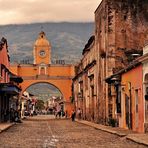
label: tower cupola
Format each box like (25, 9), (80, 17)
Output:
(33, 31), (51, 64)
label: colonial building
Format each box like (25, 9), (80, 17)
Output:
(73, 36), (97, 121)
(0, 37), (23, 122)
(73, 0), (148, 125)
(95, 0), (148, 123)
(106, 42), (148, 133)
(120, 63), (143, 133)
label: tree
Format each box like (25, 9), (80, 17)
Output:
(36, 99), (45, 110)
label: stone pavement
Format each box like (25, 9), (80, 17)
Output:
(76, 119), (148, 147)
(25, 114), (56, 121)
(0, 116), (147, 147)
(0, 119), (144, 148)
(0, 122), (14, 133)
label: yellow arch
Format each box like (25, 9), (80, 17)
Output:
(10, 64), (75, 116)
(21, 79), (72, 101)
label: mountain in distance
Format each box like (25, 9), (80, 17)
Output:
(26, 83), (62, 101)
(0, 22), (94, 64)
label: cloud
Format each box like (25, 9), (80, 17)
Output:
(0, 0), (101, 25)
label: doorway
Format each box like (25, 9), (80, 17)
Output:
(125, 94), (130, 128)
(135, 89), (139, 128)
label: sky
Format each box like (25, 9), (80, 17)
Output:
(0, 0), (101, 25)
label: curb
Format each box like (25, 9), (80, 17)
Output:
(76, 120), (127, 137)
(126, 136), (148, 147)
(0, 123), (15, 133)
(76, 120), (148, 146)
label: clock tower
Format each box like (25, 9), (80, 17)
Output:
(33, 31), (51, 64)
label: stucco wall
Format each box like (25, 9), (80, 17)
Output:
(121, 65), (144, 133)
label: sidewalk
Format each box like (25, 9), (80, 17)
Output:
(76, 119), (148, 146)
(0, 122), (15, 133)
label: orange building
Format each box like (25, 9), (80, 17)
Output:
(106, 42), (148, 133)
(120, 64), (144, 133)
(0, 37), (23, 122)
(106, 62), (144, 133)
(10, 31), (75, 116)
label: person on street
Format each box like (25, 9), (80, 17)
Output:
(71, 110), (76, 121)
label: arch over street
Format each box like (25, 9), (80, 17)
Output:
(10, 64), (75, 116)
(10, 31), (75, 116)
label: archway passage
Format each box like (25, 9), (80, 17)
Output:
(26, 82), (63, 101)
(26, 82), (64, 115)
(10, 64), (75, 117)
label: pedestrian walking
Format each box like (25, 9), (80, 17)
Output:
(71, 110), (76, 121)
(55, 104), (62, 119)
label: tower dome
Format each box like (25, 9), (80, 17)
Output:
(34, 31), (50, 46)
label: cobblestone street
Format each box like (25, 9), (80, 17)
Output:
(0, 117), (147, 148)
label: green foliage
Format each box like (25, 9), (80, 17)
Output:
(36, 99), (45, 110)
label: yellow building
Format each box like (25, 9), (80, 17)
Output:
(10, 31), (75, 116)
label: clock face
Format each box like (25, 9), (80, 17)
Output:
(39, 50), (46, 57)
